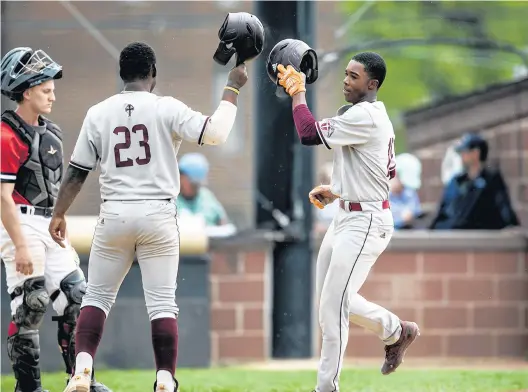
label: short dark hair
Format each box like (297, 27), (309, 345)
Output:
(351, 52), (387, 88)
(119, 42), (156, 83)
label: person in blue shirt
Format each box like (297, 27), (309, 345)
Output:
(389, 153), (423, 229)
(176, 153), (236, 237)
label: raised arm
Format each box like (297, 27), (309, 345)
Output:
(166, 64), (248, 146)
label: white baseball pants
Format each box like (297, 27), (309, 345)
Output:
(81, 199), (180, 321)
(315, 205), (401, 392)
(0, 208), (81, 316)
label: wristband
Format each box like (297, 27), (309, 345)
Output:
(224, 86), (240, 95)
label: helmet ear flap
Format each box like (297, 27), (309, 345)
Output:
(213, 41), (237, 66)
(213, 12), (265, 67)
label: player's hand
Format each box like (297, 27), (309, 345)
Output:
(14, 246), (33, 275)
(227, 63), (248, 90)
(277, 64), (306, 97)
(49, 214), (67, 248)
(309, 185), (338, 210)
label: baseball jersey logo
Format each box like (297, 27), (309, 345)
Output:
(319, 119), (336, 138)
(125, 104), (134, 117)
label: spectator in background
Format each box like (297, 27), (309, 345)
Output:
(177, 153), (236, 237)
(430, 133), (520, 230)
(389, 153), (423, 229)
(313, 162), (339, 234)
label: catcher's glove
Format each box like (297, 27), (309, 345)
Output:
(309, 185), (339, 209)
(277, 64), (306, 97)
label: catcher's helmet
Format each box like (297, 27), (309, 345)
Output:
(213, 12), (265, 67)
(1, 47), (62, 100)
(266, 39), (318, 98)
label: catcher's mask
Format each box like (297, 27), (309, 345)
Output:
(1, 47), (62, 100)
(266, 39), (318, 98)
(213, 12), (265, 67)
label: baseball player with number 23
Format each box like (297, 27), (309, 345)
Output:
(48, 41), (248, 392)
(277, 52), (420, 392)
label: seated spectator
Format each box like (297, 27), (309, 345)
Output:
(429, 133), (520, 230)
(177, 153), (236, 237)
(389, 153), (423, 229)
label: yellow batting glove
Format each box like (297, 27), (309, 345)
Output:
(277, 64), (306, 97)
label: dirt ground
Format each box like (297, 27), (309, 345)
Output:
(240, 357), (528, 371)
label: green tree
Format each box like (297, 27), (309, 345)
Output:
(333, 1), (528, 151)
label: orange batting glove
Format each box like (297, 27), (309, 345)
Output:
(277, 64), (306, 97)
(309, 185), (338, 210)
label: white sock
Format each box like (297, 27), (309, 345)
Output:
(75, 352), (93, 375)
(156, 370), (174, 390)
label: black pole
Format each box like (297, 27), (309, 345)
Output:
(253, 1), (315, 358)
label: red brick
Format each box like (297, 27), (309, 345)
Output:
(243, 251), (266, 274)
(218, 334), (265, 359)
(408, 334), (444, 357)
(211, 308), (236, 331)
(243, 306), (264, 330)
(473, 305), (520, 329)
(345, 333), (382, 357)
(496, 334), (528, 357)
(447, 334), (494, 356)
(210, 252), (238, 275)
(388, 307), (418, 323)
(421, 278), (445, 301)
(218, 279), (265, 303)
(423, 306), (468, 329)
(359, 278), (392, 302)
(473, 252), (520, 275)
(498, 278), (528, 301)
(423, 253), (468, 274)
(374, 253), (418, 274)
(448, 278), (494, 301)
(498, 156), (521, 178)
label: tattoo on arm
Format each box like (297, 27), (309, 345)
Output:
(54, 165), (89, 216)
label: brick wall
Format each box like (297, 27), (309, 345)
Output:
(345, 249), (528, 358)
(208, 236), (528, 363)
(209, 245), (272, 364)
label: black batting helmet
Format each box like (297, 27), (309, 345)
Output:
(1, 47), (62, 100)
(266, 39), (318, 98)
(213, 12), (265, 67)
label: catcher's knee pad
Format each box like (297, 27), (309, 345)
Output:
(51, 269), (86, 374)
(11, 276), (50, 331)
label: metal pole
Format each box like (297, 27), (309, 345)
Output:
(253, 0), (315, 358)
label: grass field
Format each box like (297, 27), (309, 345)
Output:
(2, 367), (527, 392)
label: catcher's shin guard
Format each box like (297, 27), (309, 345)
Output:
(51, 269), (86, 375)
(8, 277), (50, 392)
(7, 326), (45, 392)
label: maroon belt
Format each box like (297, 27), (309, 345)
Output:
(339, 199), (390, 212)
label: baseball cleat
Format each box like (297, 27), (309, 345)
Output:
(153, 378), (179, 392)
(63, 368), (91, 392)
(381, 321), (420, 375)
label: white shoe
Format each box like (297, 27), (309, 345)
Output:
(64, 368), (91, 392)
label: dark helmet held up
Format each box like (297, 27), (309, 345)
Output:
(213, 12), (265, 67)
(266, 39), (318, 98)
(1, 47), (62, 100)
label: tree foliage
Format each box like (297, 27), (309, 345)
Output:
(335, 1), (528, 150)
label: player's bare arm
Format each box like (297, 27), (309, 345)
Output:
(198, 63), (248, 146)
(0, 182), (34, 275)
(49, 165), (89, 247)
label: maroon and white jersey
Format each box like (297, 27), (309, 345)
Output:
(70, 91), (209, 200)
(315, 101), (396, 202)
